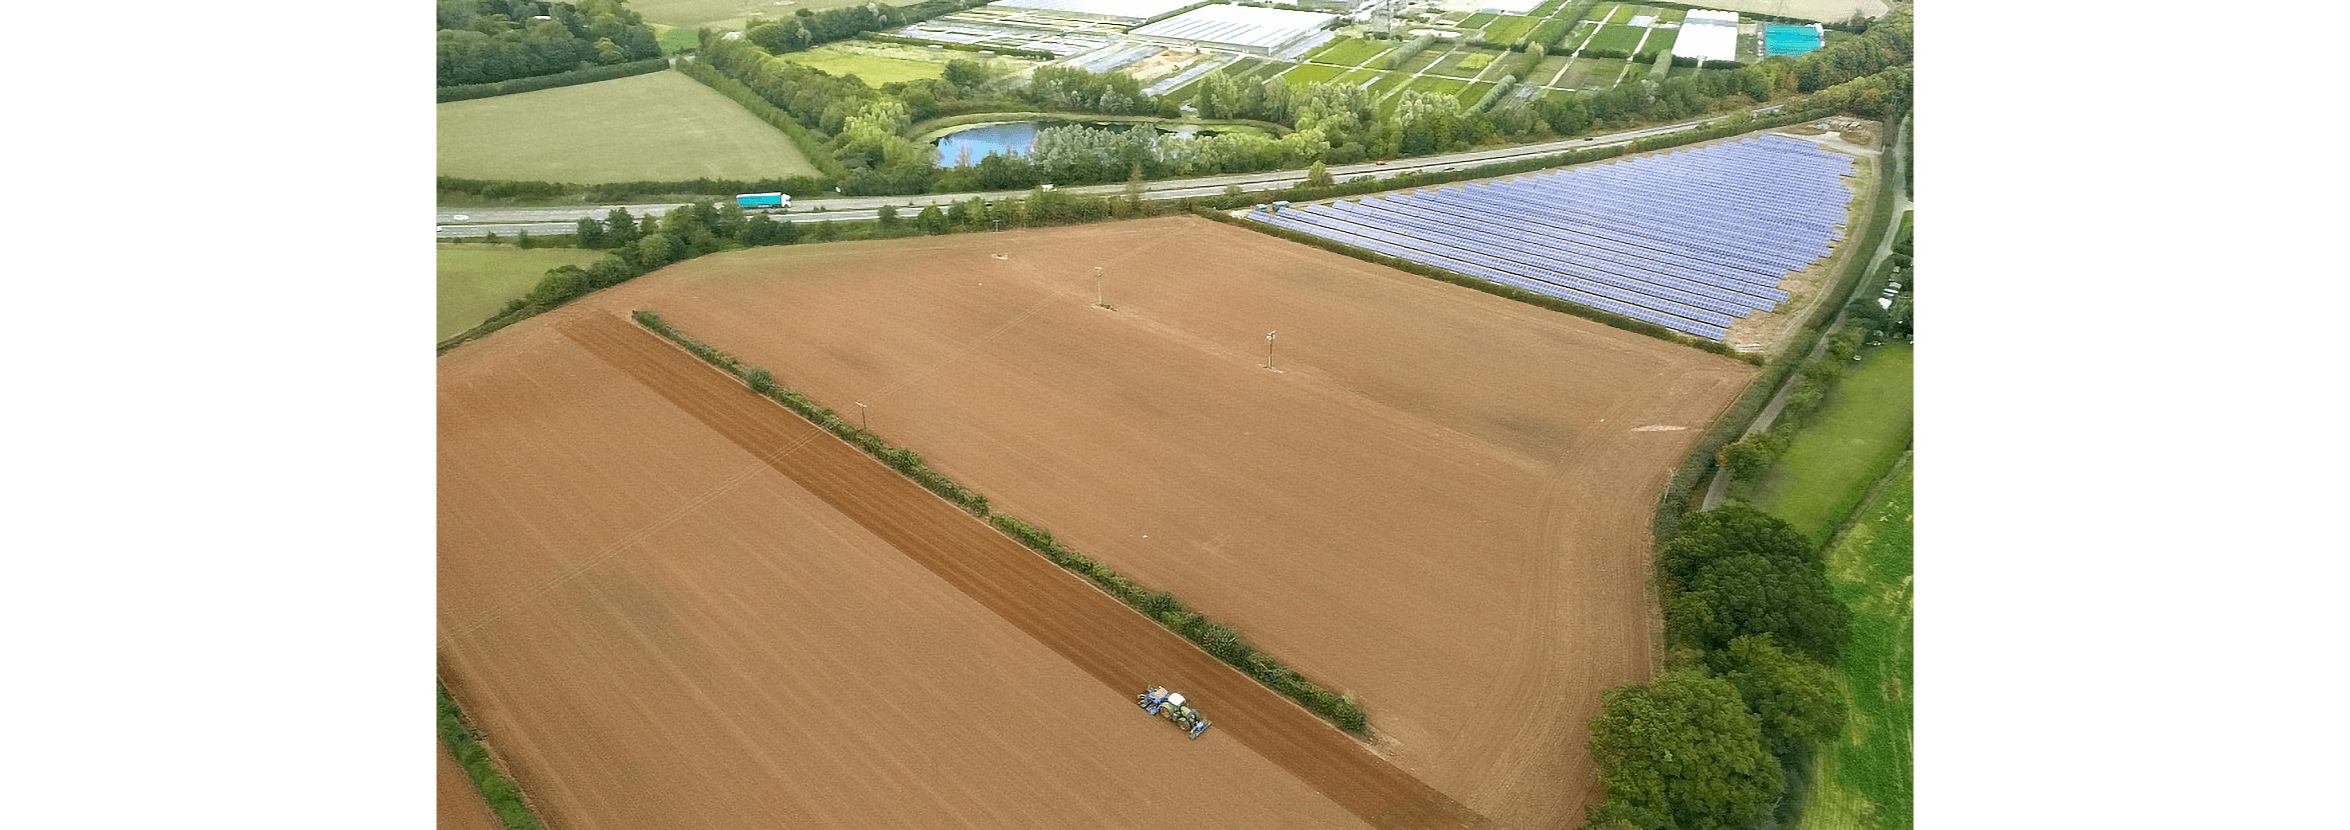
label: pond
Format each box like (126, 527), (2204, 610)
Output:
(931, 120), (1237, 168)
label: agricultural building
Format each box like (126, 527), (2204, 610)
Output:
(1127, 5), (1340, 55)
(987, 0), (1204, 24)
(1674, 9), (1740, 63)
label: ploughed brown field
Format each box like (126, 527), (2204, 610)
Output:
(438, 216), (1756, 828)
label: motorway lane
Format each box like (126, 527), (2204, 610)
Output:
(435, 106), (1791, 238)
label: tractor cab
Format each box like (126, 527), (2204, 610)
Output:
(1135, 685), (1212, 740)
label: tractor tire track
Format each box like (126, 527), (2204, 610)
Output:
(560, 312), (1486, 830)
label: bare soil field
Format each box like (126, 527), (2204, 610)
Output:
(490, 216), (1757, 826)
(436, 741), (503, 830)
(440, 319), (1385, 826)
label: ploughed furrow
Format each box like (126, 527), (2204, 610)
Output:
(559, 312), (1486, 830)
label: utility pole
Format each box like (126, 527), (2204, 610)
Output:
(1094, 266), (1105, 307)
(856, 401), (868, 430)
(1265, 331), (1276, 369)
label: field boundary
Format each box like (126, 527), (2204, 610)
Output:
(437, 679), (547, 830)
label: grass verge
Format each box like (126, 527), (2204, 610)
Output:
(438, 679), (547, 830)
(1730, 341), (1913, 543)
(1798, 455), (1914, 830)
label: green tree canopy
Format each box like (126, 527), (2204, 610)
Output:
(1658, 503), (1819, 584)
(1669, 549), (1849, 661)
(1587, 670), (1784, 830)
(1713, 634), (1846, 762)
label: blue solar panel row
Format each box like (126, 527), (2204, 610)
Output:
(1247, 137), (1857, 342)
(1334, 197), (1785, 308)
(1252, 212), (1732, 339)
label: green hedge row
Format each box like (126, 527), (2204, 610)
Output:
(675, 59), (849, 180)
(435, 174), (833, 200)
(628, 309), (1368, 735)
(436, 57), (672, 103)
(1472, 75), (1519, 113)
(1649, 109), (1906, 545)
(438, 680), (547, 830)
(1384, 34), (1439, 69)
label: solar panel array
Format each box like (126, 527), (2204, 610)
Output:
(1246, 135), (1856, 341)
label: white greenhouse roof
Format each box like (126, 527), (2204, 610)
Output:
(987, 0), (1202, 23)
(1129, 5), (1339, 51)
(1672, 8), (1739, 62)
(1683, 9), (1741, 26)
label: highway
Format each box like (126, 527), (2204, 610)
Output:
(434, 106), (1786, 239)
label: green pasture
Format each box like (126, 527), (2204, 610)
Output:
(1797, 456), (1914, 830)
(438, 70), (822, 183)
(1281, 61), (1351, 86)
(1454, 80), (1496, 107)
(1562, 56), (1630, 87)
(1586, 23), (1647, 52)
(1484, 14), (1542, 42)
(634, 0), (878, 29)
(1733, 342), (1915, 544)
(1308, 37), (1393, 66)
(1365, 70), (1413, 100)
(436, 244), (607, 341)
(1529, 54), (1574, 88)
(1429, 48), (1504, 78)
(1393, 47), (1450, 74)
(1243, 59), (1295, 81)
(649, 22), (701, 55)
(782, 44), (949, 85)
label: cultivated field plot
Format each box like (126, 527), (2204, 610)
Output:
(436, 70), (821, 183)
(1245, 134), (1865, 341)
(1584, 22), (1647, 52)
(780, 42), (952, 84)
(452, 217), (1757, 827)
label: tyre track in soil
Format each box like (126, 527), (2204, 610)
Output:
(560, 312), (1486, 830)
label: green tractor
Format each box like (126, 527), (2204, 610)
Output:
(1135, 685), (1212, 740)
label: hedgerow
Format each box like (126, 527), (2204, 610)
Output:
(629, 310), (1368, 734)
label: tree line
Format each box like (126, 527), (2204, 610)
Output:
(446, 3), (1912, 211)
(1584, 506), (1849, 830)
(436, 0), (660, 87)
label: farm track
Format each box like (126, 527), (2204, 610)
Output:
(557, 312), (1487, 830)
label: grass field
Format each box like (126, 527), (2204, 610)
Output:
(1463, 12), (1500, 28)
(649, 22), (701, 55)
(782, 44), (950, 85)
(1307, 37), (1392, 66)
(1586, 23), (1648, 52)
(1484, 14), (1543, 42)
(632, 0), (879, 29)
(1639, 26), (1678, 53)
(1454, 80), (1497, 107)
(1734, 342), (1915, 543)
(435, 244), (606, 341)
(1562, 56), (1631, 87)
(1606, 3), (1645, 23)
(1393, 47), (1449, 74)
(438, 70), (822, 183)
(1281, 61), (1351, 86)
(1797, 455), (1914, 830)
(1528, 54), (1574, 88)
(1428, 49), (1502, 78)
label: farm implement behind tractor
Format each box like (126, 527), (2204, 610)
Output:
(1136, 686), (1211, 740)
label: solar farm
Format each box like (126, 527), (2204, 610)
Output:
(1246, 134), (1862, 342)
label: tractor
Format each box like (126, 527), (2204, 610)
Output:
(1136, 685), (1212, 740)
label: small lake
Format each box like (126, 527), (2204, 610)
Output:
(931, 120), (1236, 168)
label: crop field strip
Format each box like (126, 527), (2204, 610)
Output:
(555, 312), (1488, 830)
(1246, 136), (1855, 341)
